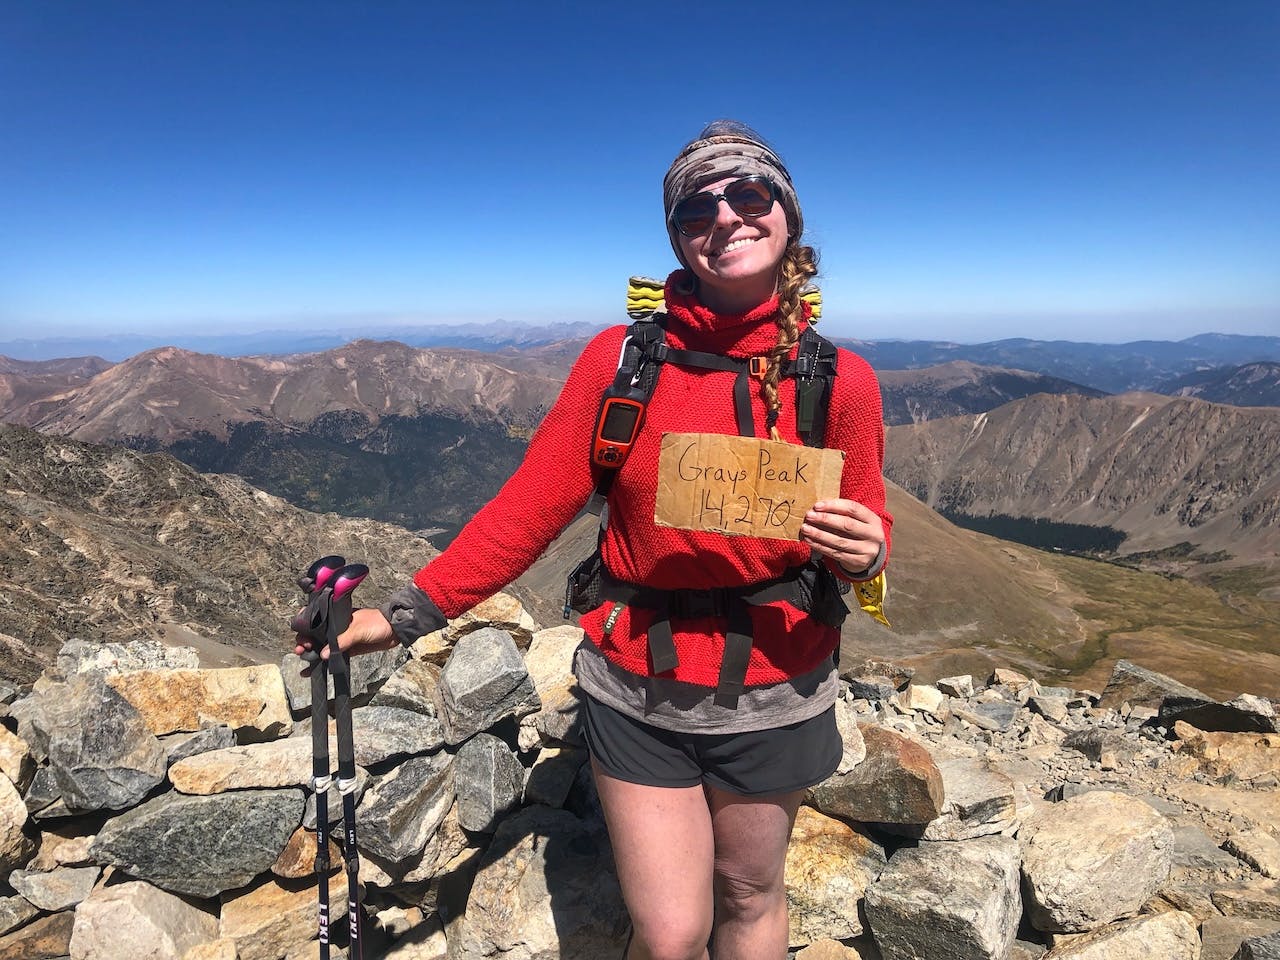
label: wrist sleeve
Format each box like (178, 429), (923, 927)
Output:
(839, 541), (887, 582)
(379, 583), (447, 648)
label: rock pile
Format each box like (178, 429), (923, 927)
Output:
(0, 603), (1276, 959)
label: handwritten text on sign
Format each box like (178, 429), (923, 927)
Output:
(654, 433), (845, 541)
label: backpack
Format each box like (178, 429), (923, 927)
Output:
(564, 276), (887, 706)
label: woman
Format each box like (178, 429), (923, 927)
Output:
(298, 120), (891, 960)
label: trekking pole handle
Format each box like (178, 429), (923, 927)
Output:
(299, 555), (346, 595)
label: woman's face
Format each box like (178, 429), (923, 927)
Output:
(675, 176), (790, 312)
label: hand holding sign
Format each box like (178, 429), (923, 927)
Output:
(800, 499), (886, 575)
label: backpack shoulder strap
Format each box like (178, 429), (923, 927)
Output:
(788, 325), (838, 447)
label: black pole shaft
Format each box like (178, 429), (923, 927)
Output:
(327, 595), (364, 960)
(309, 656), (332, 960)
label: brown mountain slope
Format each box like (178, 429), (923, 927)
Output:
(0, 424), (435, 684)
(13, 340), (566, 443)
(885, 392), (1280, 562)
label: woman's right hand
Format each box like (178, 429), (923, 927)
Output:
(294, 606), (398, 668)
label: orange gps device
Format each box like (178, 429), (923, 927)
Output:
(592, 394), (646, 467)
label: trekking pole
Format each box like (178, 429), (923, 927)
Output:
(294, 555), (346, 960)
(324, 562), (369, 960)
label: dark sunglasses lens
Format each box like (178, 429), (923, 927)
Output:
(674, 195), (718, 236)
(725, 179), (774, 217)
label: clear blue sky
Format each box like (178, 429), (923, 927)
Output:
(2, 0), (1277, 343)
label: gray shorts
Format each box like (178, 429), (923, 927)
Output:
(581, 692), (842, 797)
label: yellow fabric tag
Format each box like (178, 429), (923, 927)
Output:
(853, 572), (890, 627)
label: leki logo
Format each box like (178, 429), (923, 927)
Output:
(318, 902), (329, 943)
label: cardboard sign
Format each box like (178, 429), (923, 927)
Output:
(654, 432), (845, 540)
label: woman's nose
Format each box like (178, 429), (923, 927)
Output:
(713, 197), (741, 229)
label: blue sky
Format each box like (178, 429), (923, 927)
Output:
(1, 1), (1277, 344)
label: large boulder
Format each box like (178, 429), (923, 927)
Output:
(436, 628), (541, 745)
(881, 758), (1019, 841)
(1098, 660), (1208, 710)
(68, 880), (218, 960)
(809, 725), (944, 826)
(1021, 791), (1174, 932)
(1040, 909), (1200, 958)
(105, 666), (292, 741)
(219, 873), (348, 960)
(448, 805), (627, 960)
(356, 752), (455, 867)
(91, 788), (304, 897)
(864, 835), (1022, 960)
(784, 806), (886, 944)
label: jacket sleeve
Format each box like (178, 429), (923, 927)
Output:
(824, 348), (893, 583)
(410, 326), (627, 618)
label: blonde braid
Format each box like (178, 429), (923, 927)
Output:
(761, 242), (819, 441)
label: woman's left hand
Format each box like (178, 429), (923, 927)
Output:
(800, 499), (885, 576)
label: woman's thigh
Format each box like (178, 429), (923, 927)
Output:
(706, 785), (805, 905)
(592, 760), (716, 953)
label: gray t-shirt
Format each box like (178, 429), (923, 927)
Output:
(573, 638), (839, 734)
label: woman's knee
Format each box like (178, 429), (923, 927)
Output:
(713, 863), (787, 921)
(631, 910), (712, 960)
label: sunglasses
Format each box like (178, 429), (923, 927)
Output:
(671, 176), (779, 237)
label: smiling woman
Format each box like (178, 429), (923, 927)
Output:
(296, 119), (893, 960)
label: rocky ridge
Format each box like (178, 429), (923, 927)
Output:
(0, 598), (1276, 960)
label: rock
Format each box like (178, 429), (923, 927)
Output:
(1163, 695), (1279, 734)
(517, 626), (583, 751)
(846, 677), (899, 701)
(843, 658), (915, 690)
(1235, 930), (1280, 959)
(953, 700), (1020, 732)
(348, 705), (446, 764)
(1098, 659), (1208, 710)
(436, 628), (541, 745)
(0, 728), (33, 793)
(833, 698), (867, 774)
(1022, 713), (1068, 746)
(883, 758), (1019, 841)
(1020, 790), (1174, 932)
(1173, 723), (1280, 785)
(369, 658), (441, 716)
(456, 733), (525, 833)
(990, 668), (1032, 692)
(54, 637), (200, 678)
(1039, 909), (1200, 958)
(271, 825), (341, 880)
(181, 941), (239, 960)
(105, 665), (293, 741)
(68, 880), (219, 960)
(936, 675), (975, 698)
(281, 645), (409, 713)
(1201, 918), (1280, 960)
(784, 806), (886, 943)
(898, 684), (947, 718)
(91, 788), (305, 897)
(170, 738), (320, 794)
(1213, 883), (1280, 920)
(1062, 729), (1131, 769)
(0, 897), (38, 938)
(219, 873), (348, 960)
(0, 910), (74, 960)
(1029, 696), (1070, 724)
(20, 674), (167, 813)
(523, 746), (588, 809)
(21, 768), (59, 818)
(794, 941), (877, 960)
(449, 805), (627, 960)
(864, 834), (1021, 960)
(447, 592), (537, 646)
(382, 913), (447, 958)
(357, 752), (455, 867)
(1227, 829), (1280, 879)
(8, 865), (99, 911)
(810, 725), (944, 826)
(1173, 825), (1243, 872)
(0, 777), (32, 873)
(160, 725), (237, 766)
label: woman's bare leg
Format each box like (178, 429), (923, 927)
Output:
(592, 760), (715, 960)
(706, 785), (805, 960)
